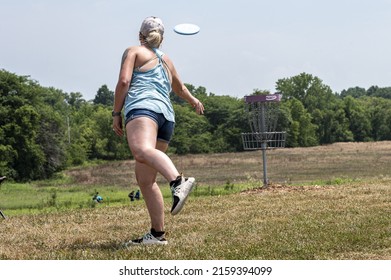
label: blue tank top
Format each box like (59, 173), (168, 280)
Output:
(124, 48), (175, 122)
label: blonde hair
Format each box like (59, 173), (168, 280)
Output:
(142, 30), (163, 49)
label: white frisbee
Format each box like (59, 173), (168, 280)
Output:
(173, 23), (200, 35)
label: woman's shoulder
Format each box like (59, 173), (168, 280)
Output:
(125, 45), (144, 53)
(161, 52), (173, 65)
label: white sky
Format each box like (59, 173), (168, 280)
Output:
(1, 0), (391, 100)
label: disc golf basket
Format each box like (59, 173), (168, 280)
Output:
(241, 94), (286, 186)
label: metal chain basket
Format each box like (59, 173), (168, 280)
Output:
(240, 94), (286, 185)
(241, 94), (286, 150)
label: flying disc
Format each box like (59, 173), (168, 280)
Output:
(173, 23), (200, 35)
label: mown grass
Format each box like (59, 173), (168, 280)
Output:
(0, 142), (390, 260)
(0, 182), (132, 216)
(1, 179), (390, 260)
(0, 177), (241, 217)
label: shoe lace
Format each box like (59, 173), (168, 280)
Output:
(144, 233), (154, 240)
(171, 174), (186, 195)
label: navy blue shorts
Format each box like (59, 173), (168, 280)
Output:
(125, 109), (175, 143)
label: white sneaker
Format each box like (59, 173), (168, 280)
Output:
(170, 175), (195, 215)
(125, 232), (168, 246)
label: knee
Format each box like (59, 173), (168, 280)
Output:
(132, 148), (149, 164)
(136, 175), (156, 190)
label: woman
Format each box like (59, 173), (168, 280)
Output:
(112, 16), (204, 245)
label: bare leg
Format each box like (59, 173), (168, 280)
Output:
(126, 117), (180, 232)
(126, 117), (179, 182)
(134, 140), (168, 232)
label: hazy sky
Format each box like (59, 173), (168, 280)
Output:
(1, 0), (391, 100)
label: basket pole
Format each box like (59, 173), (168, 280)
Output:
(261, 143), (268, 185)
(260, 104), (268, 186)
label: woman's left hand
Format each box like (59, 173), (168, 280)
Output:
(192, 99), (204, 115)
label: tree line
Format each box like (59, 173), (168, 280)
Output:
(1, 70), (391, 181)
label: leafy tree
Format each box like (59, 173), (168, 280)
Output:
(65, 92), (86, 109)
(203, 95), (247, 152)
(36, 106), (67, 178)
(276, 72), (336, 113)
(340, 87), (366, 99)
(343, 96), (372, 141)
(0, 70), (66, 180)
(3, 68), (391, 182)
(329, 104), (354, 143)
(93, 84), (114, 106)
(340, 86), (391, 100)
(88, 106), (129, 160)
(252, 88), (271, 95)
(274, 103), (294, 147)
(282, 98), (318, 147)
(368, 86), (391, 99)
(366, 97), (391, 140)
(170, 104), (212, 154)
(276, 73), (353, 144)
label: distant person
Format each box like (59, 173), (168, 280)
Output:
(128, 191), (135, 202)
(128, 190), (140, 202)
(135, 190), (140, 200)
(92, 192), (103, 203)
(112, 16), (204, 245)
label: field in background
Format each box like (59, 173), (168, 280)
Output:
(65, 141), (391, 187)
(0, 141), (390, 260)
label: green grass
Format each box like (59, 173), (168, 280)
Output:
(307, 177), (361, 186)
(0, 182), (133, 216)
(0, 174), (248, 217)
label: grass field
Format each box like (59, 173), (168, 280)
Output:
(0, 141), (390, 260)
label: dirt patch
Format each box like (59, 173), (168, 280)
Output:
(240, 183), (335, 194)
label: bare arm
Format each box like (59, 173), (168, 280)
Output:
(163, 55), (204, 115)
(113, 47), (136, 136)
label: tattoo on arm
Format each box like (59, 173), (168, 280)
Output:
(121, 49), (129, 66)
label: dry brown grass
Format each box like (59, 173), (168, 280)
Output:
(1, 141), (390, 260)
(65, 141), (391, 187)
(1, 179), (390, 260)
